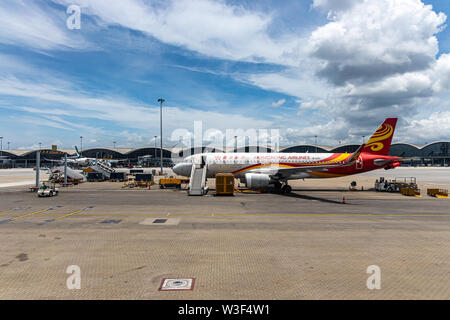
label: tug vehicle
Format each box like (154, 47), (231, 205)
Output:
(37, 181), (59, 197)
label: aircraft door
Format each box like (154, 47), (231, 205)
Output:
(356, 155), (363, 169)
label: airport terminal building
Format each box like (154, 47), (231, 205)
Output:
(1, 141), (449, 168)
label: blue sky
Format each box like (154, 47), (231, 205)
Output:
(1, 0), (450, 150)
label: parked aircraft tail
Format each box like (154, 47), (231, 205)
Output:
(74, 146), (81, 157)
(361, 118), (397, 155)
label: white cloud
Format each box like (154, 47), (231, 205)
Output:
(244, 0), (450, 142)
(51, 0), (301, 65)
(0, 74), (273, 139)
(240, 68), (330, 99)
(431, 53), (450, 92)
(404, 111), (450, 142)
(2, 0), (450, 145)
(284, 118), (350, 145)
(297, 99), (328, 115)
(308, 0), (446, 86)
(312, 0), (359, 13)
(271, 98), (286, 107)
(0, 1), (88, 50)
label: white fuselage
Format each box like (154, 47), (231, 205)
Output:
(173, 152), (350, 179)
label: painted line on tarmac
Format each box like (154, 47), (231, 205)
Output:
(12, 208), (52, 220)
(0, 209), (15, 214)
(34, 212), (450, 217)
(51, 206), (94, 222)
(0, 208), (50, 224)
(0, 207), (32, 215)
(0, 206), (63, 224)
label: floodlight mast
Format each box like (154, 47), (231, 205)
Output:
(158, 98), (165, 175)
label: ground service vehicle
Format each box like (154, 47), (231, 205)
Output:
(37, 182), (59, 197)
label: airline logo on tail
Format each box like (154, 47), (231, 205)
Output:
(362, 118), (397, 155)
(74, 146), (81, 157)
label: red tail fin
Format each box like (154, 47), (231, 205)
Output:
(362, 118), (397, 155)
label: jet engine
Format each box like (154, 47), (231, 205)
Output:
(245, 173), (271, 188)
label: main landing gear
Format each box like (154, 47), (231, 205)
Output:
(274, 181), (292, 194)
(282, 184), (292, 194)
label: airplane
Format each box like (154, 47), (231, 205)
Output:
(45, 146), (125, 167)
(173, 118), (403, 194)
(73, 146), (129, 166)
(69, 146), (97, 165)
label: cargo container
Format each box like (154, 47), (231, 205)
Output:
(135, 173), (153, 182)
(109, 172), (126, 181)
(215, 173), (235, 196)
(87, 172), (104, 182)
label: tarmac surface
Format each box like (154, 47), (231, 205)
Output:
(0, 168), (449, 299)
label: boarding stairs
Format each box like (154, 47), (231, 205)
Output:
(90, 160), (115, 179)
(54, 166), (84, 180)
(188, 157), (208, 196)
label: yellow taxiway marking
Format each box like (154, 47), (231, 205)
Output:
(36, 212), (450, 217)
(12, 208), (49, 220)
(0, 209), (15, 214)
(53, 209), (87, 221)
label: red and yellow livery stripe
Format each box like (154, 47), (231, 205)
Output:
(232, 153), (351, 175)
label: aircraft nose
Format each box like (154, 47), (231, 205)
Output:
(173, 164), (182, 175)
(173, 163), (191, 177)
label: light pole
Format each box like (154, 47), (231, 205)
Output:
(314, 135), (318, 153)
(158, 98), (165, 175)
(234, 136), (237, 152)
(80, 136), (83, 156)
(362, 135), (365, 144)
(154, 135), (157, 161)
(7, 142), (10, 150)
(0, 136), (3, 168)
(113, 141), (116, 149)
(38, 142), (42, 150)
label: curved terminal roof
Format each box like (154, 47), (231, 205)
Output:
(3, 141), (449, 159)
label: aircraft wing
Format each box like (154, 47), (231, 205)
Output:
(249, 162), (351, 179)
(251, 143), (365, 179)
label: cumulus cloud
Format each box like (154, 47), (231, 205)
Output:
(238, 0), (450, 142)
(431, 53), (450, 92)
(300, 0), (450, 131)
(309, 0), (445, 86)
(404, 111), (450, 142)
